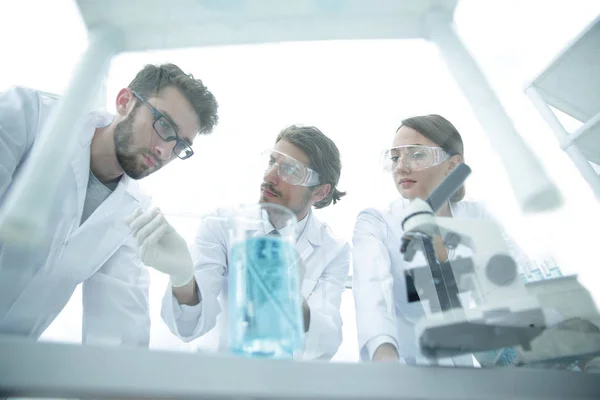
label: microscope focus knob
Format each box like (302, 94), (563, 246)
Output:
(486, 254), (517, 286)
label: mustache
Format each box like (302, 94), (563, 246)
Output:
(261, 183), (281, 197)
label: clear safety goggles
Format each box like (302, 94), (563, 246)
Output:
(261, 149), (320, 186)
(382, 145), (452, 172)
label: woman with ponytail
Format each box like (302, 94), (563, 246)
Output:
(352, 114), (531, 366)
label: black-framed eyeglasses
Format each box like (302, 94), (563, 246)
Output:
(131, 90), (194, 160)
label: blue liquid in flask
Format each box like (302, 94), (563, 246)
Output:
(228, 236), (304, 359)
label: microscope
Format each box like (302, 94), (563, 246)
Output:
(401, 164), (547, 360)
(401, 164), (600, 368)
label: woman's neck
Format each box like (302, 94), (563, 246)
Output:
(435, 201), (452, 218)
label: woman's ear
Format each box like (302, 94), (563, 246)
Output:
(446, 154), (463, 175)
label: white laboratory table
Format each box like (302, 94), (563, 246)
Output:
(0, 336), (599, 399)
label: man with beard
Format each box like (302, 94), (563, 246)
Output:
(128, 125), (350, 359)
(0, 64), (218, 346)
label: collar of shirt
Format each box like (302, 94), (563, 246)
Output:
(261, 209), (310, 243)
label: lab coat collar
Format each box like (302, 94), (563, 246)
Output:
(71, 110), (115, 215)
(259, 208), (314, 243)
(295, 209), (322, 268)
(121, 175), (147, 203)
(302, 209), (322, 247)
(260, 212), (295, 238)
(79, 109), (115, 146)
(294, 212), (309, 239)
(448, 201), (457, 217)
(390, 196), (457, 219)
(386, 197), (459, 243)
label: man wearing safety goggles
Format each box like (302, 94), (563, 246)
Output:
(157, 125), (350, 360)
(259, 148), (324, 212)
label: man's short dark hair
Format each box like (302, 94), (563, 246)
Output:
(128, 63), (219, 135)
(276, 125), (346, 209)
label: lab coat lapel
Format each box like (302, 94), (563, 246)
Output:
(70, 130), (93, 219)
(63, 175), (147, 280)
(298, 212), (322, 299)
(69, 110), (115, 218)
(82, 176), (147, 226)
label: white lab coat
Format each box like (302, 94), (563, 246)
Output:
(0, 86), (151, 346)
(352, 197), (530, 365)
(162, 209), (350, 360)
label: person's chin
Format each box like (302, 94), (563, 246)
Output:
(259, 194), (276, 204)
(262, 196), (281, 205)
(124, 169), (145, 180)
(262, 196), (287, 208)
(118, 158), (146, 180)
(397, 186), (417, 200)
